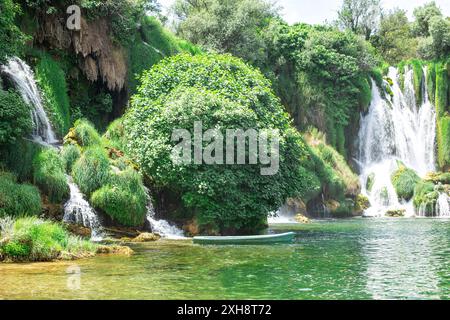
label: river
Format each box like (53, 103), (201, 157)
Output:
(1, 218), (449, 300)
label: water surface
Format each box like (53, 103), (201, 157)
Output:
(1, 218), (449, 300)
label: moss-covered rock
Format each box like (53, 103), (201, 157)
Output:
(413, 180), (440, 216)
(391, 164), (420, 201)
(386, 209), (406, 217)
(366, 173), (375, 193)
(354, 194), (371, 215)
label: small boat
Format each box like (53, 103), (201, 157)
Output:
(193, 232), (296, 245)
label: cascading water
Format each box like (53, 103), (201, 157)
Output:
(0, 57), (58, 146)
(63, 176), (103, 240)
(145, 189), (184, 239)
(1, 57), (104, 237)
(358, 66), (448, 217)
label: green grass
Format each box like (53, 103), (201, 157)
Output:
(91, 168), (147, 227)
(35, 52), (71, 136)
(0, 171), (42, 218)
(32, 148), (69, 203)
(72, 145), (111, 196)
(103, 118), (126, 151)
(0, 217), (97, 262)
(67, 119), (102, 147)
(391, 164), (420, 201)
(61, 144), (81, 173)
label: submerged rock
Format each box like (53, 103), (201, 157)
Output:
(386, 209), (406, 217)
(96, 245), (134, 256)
(130, 232), (161, 242)
(294, 214), (310, 224)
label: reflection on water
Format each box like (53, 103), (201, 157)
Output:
(0, 219), (449, 300)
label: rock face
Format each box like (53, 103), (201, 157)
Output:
(65, 223), (92, 238)
(130, 233), (161, 242)
(36, 16), (127, 91)
(286, 198), (308, 216)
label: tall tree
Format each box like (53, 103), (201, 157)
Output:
(172, 0), (279, 65)
(337, 0), (381, 40)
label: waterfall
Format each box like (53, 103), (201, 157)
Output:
(358, 66), (437, 217)
(0, 57), (58, 146)
(1, 57), (104, 236)
(435, 193), (450, 218)
(63, 176), (103, 240)
(145, 189), (185, 239)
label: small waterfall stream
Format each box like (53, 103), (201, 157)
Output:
(358, 66), (448, 217)
(1, 57), (58, 146)
(145, 189), (185, 239)
(1, 57), (103, 238)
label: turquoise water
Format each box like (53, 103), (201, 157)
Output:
(0, 218), (449, 300)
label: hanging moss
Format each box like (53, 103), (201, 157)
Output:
(410, 59), (424, 106)
(426, 62), (437, 104)
(435, 62), (448, 118)
(437, 116), (450, 170)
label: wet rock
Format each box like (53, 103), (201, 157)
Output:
(130, 232), (161, 242)
(386, 209), (406, 217)
(286, 198), (308, 216)
(366, 173), (375, 193)
(65, 223), (92, 238)
(96, 245), (134, 256)
(294, 214), (310, 224)
(354, 194), (371, 215)
(183, 219), (200, 236)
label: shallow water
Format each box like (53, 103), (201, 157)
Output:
(1, 218), (449, 300)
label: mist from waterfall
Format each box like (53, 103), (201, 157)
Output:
(358, 66), (449, 217)
(1, 57), (58, 146)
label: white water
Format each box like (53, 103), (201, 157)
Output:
(358, 66), (450, 217)
(1, 57), (104, 237)
(268, 205), (297, 224)
(63, 176), (103, 240)
(0, 57), (58, 146)
(145, 189), (185, 239)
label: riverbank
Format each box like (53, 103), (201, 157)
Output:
(1, 218), (448, 300)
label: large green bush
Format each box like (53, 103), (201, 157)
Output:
(0, 89), (33, 145)
(0, 0), (26, 63)
(0, 171), (42, 218)
(0, 217), (97, 262)
(35, 53), (71, 136)
(91, 168), (147, 227)
(125, 54), (321, 234)
(32, 148), (69, 203)
(72, 145), (111, 196)
(391, 164), (420, 201)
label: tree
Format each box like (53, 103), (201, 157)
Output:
(172, 0), (279, 65)
(337, 0), (381, 40)
(370, 9), (418, 64)
(124, 54), (322, 234)
(0, 0), (26, 63)
(412, 1), (442, 37)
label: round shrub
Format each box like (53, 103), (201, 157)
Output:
(391, 165), (420, 201)
(104, 118), (126, 151)
(72, 145), (111, 196)
(0, 171), (42, 218)
(0, 89), (32, 145)
(125, 54), (320, 234)
(66, 119), (102, 147)
(32, 148), (69, 203)
(91, 168), (147, 227)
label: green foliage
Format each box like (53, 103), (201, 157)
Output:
(337, 0), (381, 40)
(174, 0), (277, 65)
(305, 128), (360, 201)
(0, 217), (97, 262)
(69, 119), (102, 147)
(0, 138), (42, 182)
(126, 54), (321, 233)
(0, 172), (42, 218)
(32, 148), (69, 203)
(413, 180), (439, 215)
(435, 62), (448, 118)
(91, 168), (147, 227)
(391, 164), (420, 201)
(103, 118), (125, 151)
(412, 2), (443, 37)
(370, 9), (418, 64)
(0, 89), (33, 145)
(35, 53), (71, 136)
(128, 16), (201, 93)
(437, 115), (450, 170)
(427, 61), (437, 103)
(72, 145), (111, 197)
(0, 0), (27, 63)
(61, 144), (81, 173)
